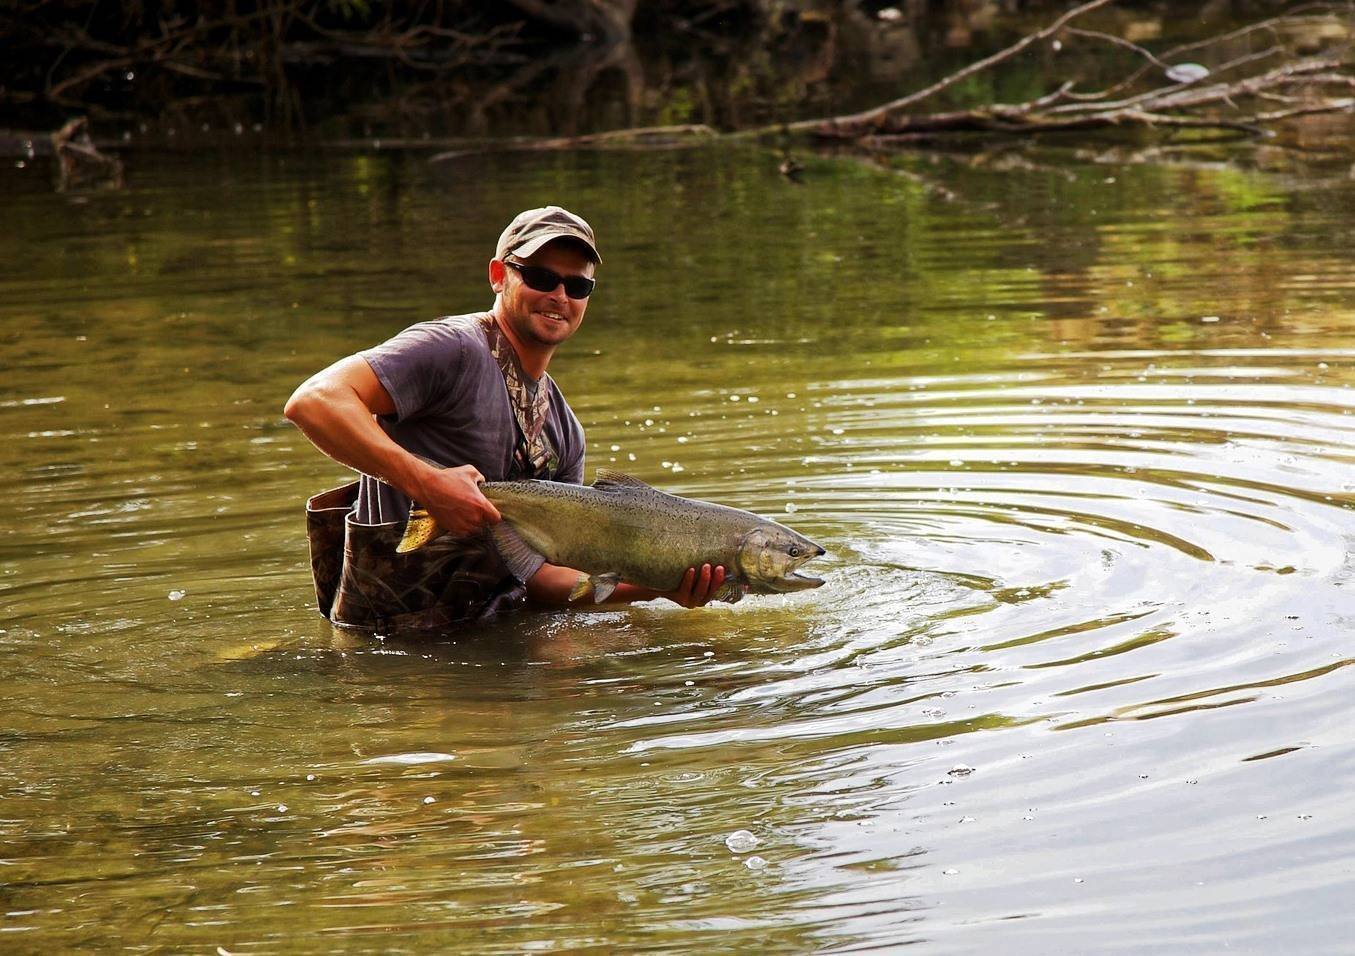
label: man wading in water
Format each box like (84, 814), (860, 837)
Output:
(285, 206), (726, 630)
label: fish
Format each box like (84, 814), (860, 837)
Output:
(397, 469), (827, 603)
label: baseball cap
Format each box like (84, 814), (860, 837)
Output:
(495, 205), (601, 264)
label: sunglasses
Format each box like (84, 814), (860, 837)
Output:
(504, 260), (596, 300)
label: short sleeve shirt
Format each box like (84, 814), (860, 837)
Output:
(353, 313), (585, 524)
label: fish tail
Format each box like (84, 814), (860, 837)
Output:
(396, 508), (441, 553)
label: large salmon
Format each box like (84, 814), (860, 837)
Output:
(398, 470), (827, 603)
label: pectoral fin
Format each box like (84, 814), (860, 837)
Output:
(712, 579), (747, 604)
(590, 573), (622, 603)
(489, 522), (547, 584)
(397, 507), (442, 554)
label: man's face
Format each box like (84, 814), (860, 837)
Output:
(494, 241), (595, 350)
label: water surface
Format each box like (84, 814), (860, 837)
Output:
(3, 143), (1355, 951)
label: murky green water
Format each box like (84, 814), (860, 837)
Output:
(4, 142), (1355, 951)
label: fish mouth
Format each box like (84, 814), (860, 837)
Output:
(776, 545), (828, 591)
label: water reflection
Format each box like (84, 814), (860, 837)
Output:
(2, 145), (1355, 948)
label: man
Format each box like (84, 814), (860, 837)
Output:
(285, 205), (725, 630)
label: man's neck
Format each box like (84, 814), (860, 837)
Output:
(489, 308), (552, 380)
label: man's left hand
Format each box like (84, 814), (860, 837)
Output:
(667, 563), (727, 608)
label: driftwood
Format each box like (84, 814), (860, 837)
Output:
(51, 117), (124, 191)
(435, 0), (1352, 156)
(424, 124), (719, 162)
(784, 0), (1354, 144)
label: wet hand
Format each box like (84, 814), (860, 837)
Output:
(667, 563), (726, 608)
(416, 464), (501, 537)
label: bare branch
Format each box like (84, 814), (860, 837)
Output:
(783, 0), (1118, 133)
(1065, 27), (1170, 70)
(1161, 4), (1346, 59)
(1253, 99), (1355, 122)
(429, 123), (717, 161)
(1061, 6), (1342, 104)
(1054, 47), (1287, 113)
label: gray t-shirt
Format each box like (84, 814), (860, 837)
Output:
(354, 312), (585, 525)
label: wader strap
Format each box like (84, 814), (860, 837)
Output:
(478, 313), (557, 479)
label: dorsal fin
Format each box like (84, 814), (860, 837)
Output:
(592, 469), (655, 490)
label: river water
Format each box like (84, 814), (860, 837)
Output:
(3, 143), (1354, 951)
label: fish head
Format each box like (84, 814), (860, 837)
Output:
(736, 522), (827, 593)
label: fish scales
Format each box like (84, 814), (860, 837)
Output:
(484, 480), (750, 590)
(397, 469), (826, 601)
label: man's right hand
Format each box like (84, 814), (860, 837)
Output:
(412, 463), (502, 538)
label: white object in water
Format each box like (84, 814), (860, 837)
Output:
(1166, 63), (1210, 84)
(362, 752), (457, 765)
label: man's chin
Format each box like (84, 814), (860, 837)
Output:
(531, 316), (575, 342)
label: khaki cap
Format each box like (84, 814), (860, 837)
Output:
(495, 205), (601, 264)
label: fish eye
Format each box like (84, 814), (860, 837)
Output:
(789, 547), (800, 557)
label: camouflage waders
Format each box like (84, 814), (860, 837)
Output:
(304, 315), (559, 632)
(305, 482), (525, 631)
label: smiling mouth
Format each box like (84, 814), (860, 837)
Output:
(538, 311), (567, 322)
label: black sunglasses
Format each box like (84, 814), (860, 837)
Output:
(504, 260), (595, 300)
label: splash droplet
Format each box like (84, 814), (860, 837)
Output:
(725, 830), (760, 853)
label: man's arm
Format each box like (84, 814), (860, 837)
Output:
(287, 356), (725, 607)
(526, 562), (728, 609)
(283, 355), (500, 536)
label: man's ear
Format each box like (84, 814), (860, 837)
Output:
(488, 258), (507, 293)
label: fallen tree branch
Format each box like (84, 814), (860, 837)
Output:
(399, 1), (1355, 161)
(1064, 27), (1172, 71)
(1064, 4), (1345, 102)
(778, 1), (1353, 145)
(779, 0), (1118, 134)
(428, 122), (717, 161)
